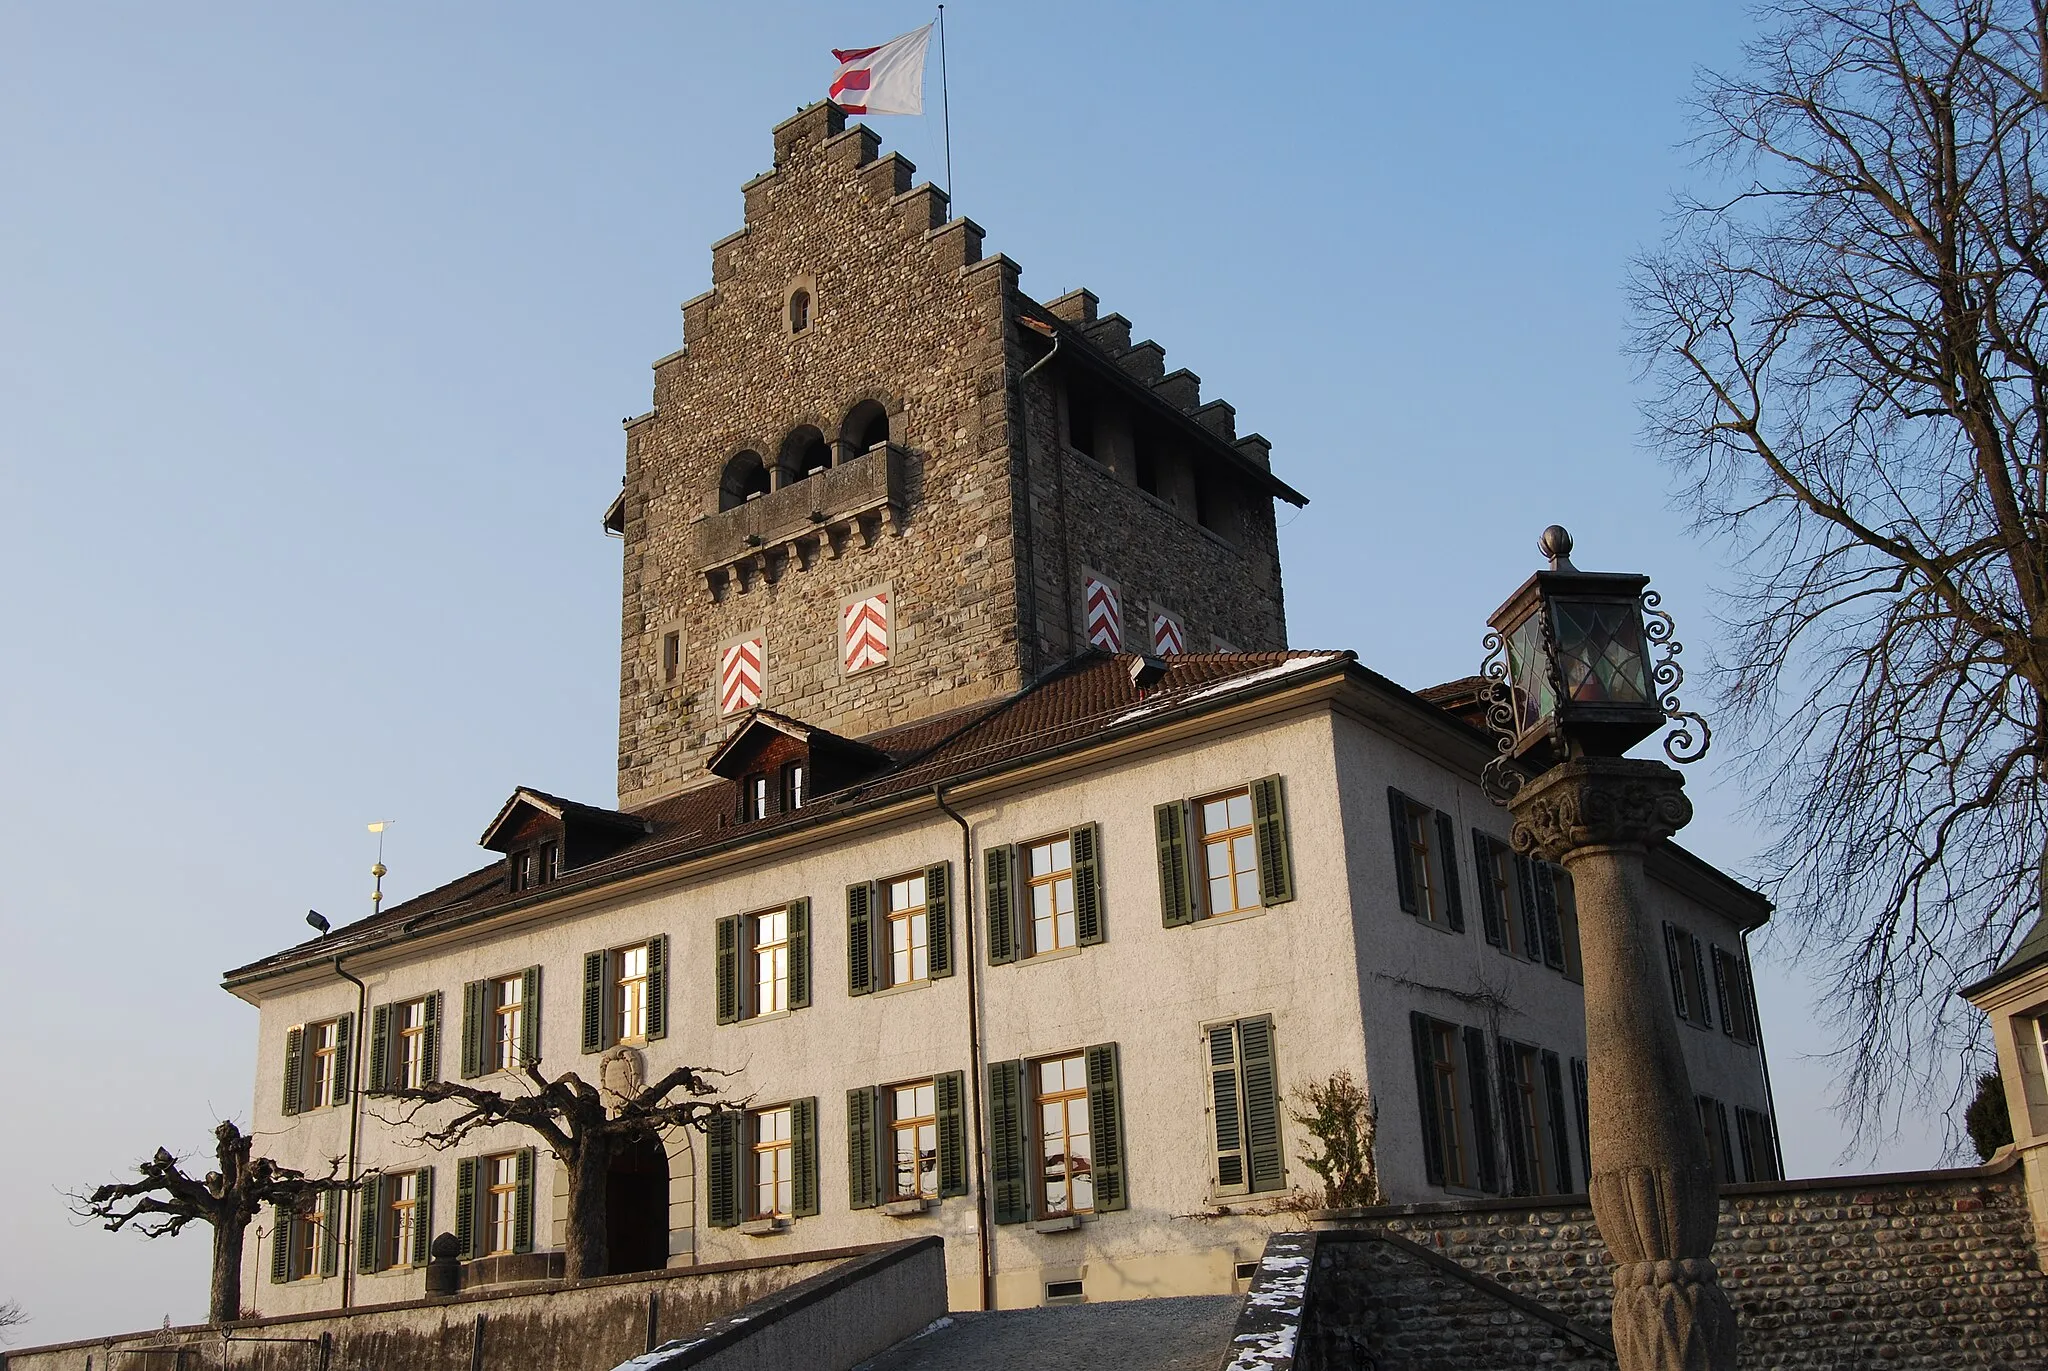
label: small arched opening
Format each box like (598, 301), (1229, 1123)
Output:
(841, 400), (891, 460)
(788, 288), (812, 335)
(777, 426), (831, 487)
(604, 1133), (669, 1276)
(719, 451), (770, 510)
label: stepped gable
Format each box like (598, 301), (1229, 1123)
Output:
(223, 650), (1353, 986)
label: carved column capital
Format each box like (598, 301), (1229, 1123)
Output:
(1507, 756), (1692, 864)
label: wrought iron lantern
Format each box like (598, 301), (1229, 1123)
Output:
(1481, 526), (1707, 797)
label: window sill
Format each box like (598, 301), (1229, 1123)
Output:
(1031, 1214), (1089, 1233)
(882, 1197), (936, 1218)
(1414, 915), (1461, 937)
(1017, 946), (1084, 967)
(733, 1008), (796, 1028)
(873, 977), (933, 1000)
(740, 1216), (792, 1237)
(1188, 905), (1267, 931)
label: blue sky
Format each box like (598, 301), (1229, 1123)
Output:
(0, 2), (1942, 1343)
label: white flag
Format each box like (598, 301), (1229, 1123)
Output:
(830, 24), (932, 116)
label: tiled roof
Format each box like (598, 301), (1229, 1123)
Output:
(222, 650), (1352, 988)
(1961, 916), (2048, 1000)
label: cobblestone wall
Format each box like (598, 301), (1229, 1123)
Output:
(1322, 1157), (2048, 1370)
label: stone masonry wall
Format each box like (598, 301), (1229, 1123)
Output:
(617, 103), (1022, 807)
(1323, 1158), (2048, 1370)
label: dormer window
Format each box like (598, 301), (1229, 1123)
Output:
(780, 761), (806, 812)
(743, 773), (771, 822)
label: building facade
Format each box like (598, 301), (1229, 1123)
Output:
(223, 103), (1777, 1319)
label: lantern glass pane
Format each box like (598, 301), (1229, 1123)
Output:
(1506, 611), (1554, 731)
(1550, 599), (1651, 704)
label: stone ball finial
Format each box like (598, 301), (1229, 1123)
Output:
(430, 1232), (462, 1260)
(1539, 524), (1576, 570)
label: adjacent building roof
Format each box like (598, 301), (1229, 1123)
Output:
(1961, 916), (2048, 1001)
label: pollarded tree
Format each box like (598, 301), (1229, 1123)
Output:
(73, 1122), (350, 1324)
(1631, 0), (2048, 1142)
(375, 1059), (729, 1281)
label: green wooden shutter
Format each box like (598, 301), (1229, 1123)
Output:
(1252, 775), (1294, 905)
(645, 936), (669, 1041)
(1071, 823), (1105, 945)
(455, 1156), (478, 1259)
(1433, 812), (1462, 932)
(847, 883), (875, 995)
(1570, 1057), (1591, 1179)
(1513, 855), (1542, 961)
(1208, 1024), (1248, 1195)
(1734, 1109), (1756, 1183)
(988, 1060), (1029, 1224)
(1711, 947), (1734, 1037)
(368, 1005), (391, 1093)
(519, 966), (541, 1066)
(423, 991), (443, 1084)
(1409, 1013), (1445, 1188)
(1542, 1050), (1573, 1193)
(1239, 1017), (1285, 1194)
(936, 1070), (968, 1198)
(412, 1166), (435, 1266)
(985, 844), (1017, 964)
(582, 950), (607, 1053)
(1495, 1040), (1526, 1195)
(332, 1014), (354, 1106)
(926, 863), (954, 979)
(461, 981), (487, 1079)
(1155, 800), (1196, 926)
(512, 1148), (535, 1253)
(1471, 832), (1506, 948)
(282, 1026), (305, 1116)
(1663, 923), (1690, 1019)
(787, 899), (811, 1009)
(1688, 934), (1714, 1029)
(715, 916), (741, 1024)
(270, 1204), (293, 1283)
(357, 1174), (383, 1273)
(1535, 866), (1565, 971)
(319, 1187), (343, 1277)
(791, 1097), (820, 1217)
(1463, 1028), (1497, 1194)
(847, 1086), (880, 1210)
(1714, 1099), (1736, 1184)
(706, 1114), (741, 1228)
(1084, 1043), (1128, 1212)
(1387, 789), (1418, 914)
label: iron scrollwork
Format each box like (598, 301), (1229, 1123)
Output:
(1641, 589), (1711, 764)
(1479, 628), (1526, 806)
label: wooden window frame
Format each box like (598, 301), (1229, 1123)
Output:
(1511, 1045), (1549, 1194)
(1033, 1052), (1094, 1219)
(1024, 833), (1079, 956)
(491, 975), (524, 1073)
(383, 1171), (421, 1270)
(306, 1018), (342, 1111)
(779, 760), (806, 812)
(750, 908), (790, 1017)
(1427, 1021), (1471, 1189)
(395, 998), (428, 1091)
(1196, 787), (1261, 918)
(613, 943), (650, 1045)
(888, 1079), (940, 1202)
(884, 870), (931, 987)
(483, 1152), (520, 1256)
(286, 1199), (321, 1281)
(751, 1105), (794, 1219)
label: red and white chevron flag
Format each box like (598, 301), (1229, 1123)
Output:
(1152, 611), (1185, 657)
(1085, 575), (1122, 652)
(829, 25), (932, 116)
(842, 592), (890, 673)
(720, 637), (763, 715)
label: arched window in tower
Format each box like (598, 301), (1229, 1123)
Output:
(788, 289), (811, 335)
(777, 426), (831, 487)
(719, 451), (770, 510)
(841, 400), (891, 458)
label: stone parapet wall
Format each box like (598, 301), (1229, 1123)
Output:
(1, 1241), (920, 1371)
(1316, 1156), (2048, 1369)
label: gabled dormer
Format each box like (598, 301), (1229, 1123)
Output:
(479, 787), (650, 892)
(706, 710), (890, 821)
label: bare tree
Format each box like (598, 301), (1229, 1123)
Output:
(0, 1300), (26, 1345)
(1631, 0), (2048, 1144)
(376, 1060), (730, 1280)
(74, 1122), (349, 1325)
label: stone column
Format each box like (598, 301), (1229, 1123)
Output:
(1509, 756), (1738, 1371)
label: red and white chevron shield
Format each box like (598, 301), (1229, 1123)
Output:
(1085, 575), (1122, 651)
(1152, 611), (1185, 657)
(720, 637), (763, 714)
(842, 592), (890, 673)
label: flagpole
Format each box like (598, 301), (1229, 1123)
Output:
(937, 5), (954, 208)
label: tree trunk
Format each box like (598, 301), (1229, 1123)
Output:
(209, 1215), (246, 1324)
(563, 1139), (613, 1282)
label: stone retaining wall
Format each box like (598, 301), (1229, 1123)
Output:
(1318, 1156), (2048, 1369)
(1, 1241), (922, 1371)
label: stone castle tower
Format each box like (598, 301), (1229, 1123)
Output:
(612, 102), (1306, 809)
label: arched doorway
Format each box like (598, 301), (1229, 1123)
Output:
(605, 1134), (669, 1275)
